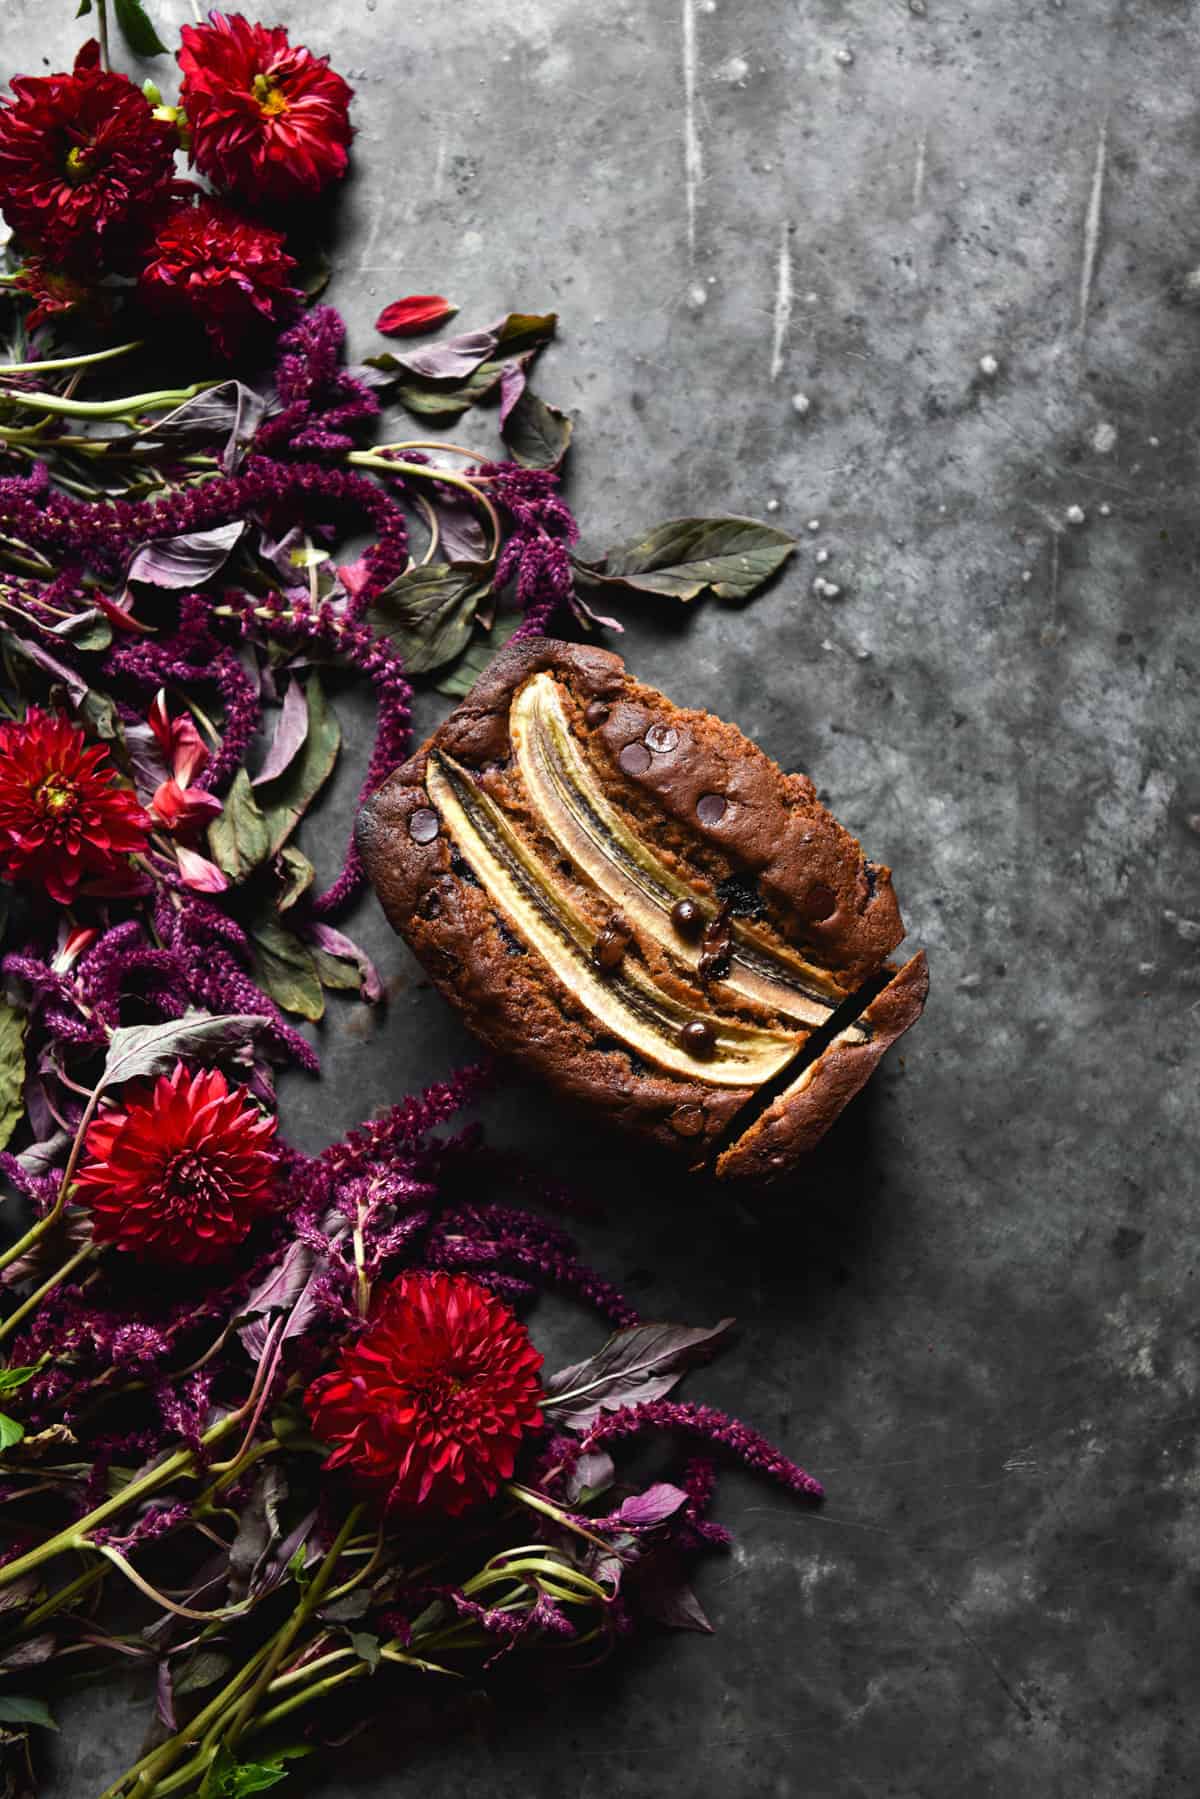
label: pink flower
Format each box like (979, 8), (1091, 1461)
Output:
(175, 845), (229, 893)
(150, 777), (222, 837)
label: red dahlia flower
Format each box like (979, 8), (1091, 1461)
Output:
(0, 41), (177, 270)
(178, 12), (353, 207)
(139, 198), (302, 359)
(14, 259), (95, 336)
(306, 1273), (545, 1517)
(75, 1064), (278, 1264)
(0, 709), (149, 904)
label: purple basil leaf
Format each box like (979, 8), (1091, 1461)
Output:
(617, 1483), (689, 1528)
(155, 1660), (177, 1734)
(433, 497), (488, 565)
(100, 1013), (264, 1093)
(122, 721), (171, 805)
(240, 1239), (313, 1320)
(565, 1450), (615, 1505)
(252, 680), (310, 789)
(8, 635), (87, 706)
(15, 1128), (69, 1175)
(306, 922), (383, 1003)
(128, 521), (245, 590)
(544, 1318), (735, 1431)
(636, 1556), (714, 1633)
(498, 356), (530, 425)
(375, 327), (498, 383)
(145, 380), (270, 472)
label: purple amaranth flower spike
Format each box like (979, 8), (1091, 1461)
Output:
(582, 1400), (824, 1501)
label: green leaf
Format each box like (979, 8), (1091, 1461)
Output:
(0, 1362), (43, 1397)
(250, 922), (324, 1023)
(0, 1695), (54, 1730)
(75, 0), (93, 15)
(275, 844), (315, 914)
(493, 311), (557, 357)
(207, 769), (271, 882)
(308, 947), (361, 993)
(434, 614), (523, 699)
(502, 389), (572, 470)
(367, 562), (492, 675)
(0, 1414), (25, 1454)
(386, 360), (504, 420)
(255, 676), (340, 857)
(349, 1630), (381, 1670)
(78, 688), (123, 744)
(0, 1001), (25, 1153)
(581, 516), (797, 603)
(201, 1746), (308, 1799)
(113, 0), (168, 56)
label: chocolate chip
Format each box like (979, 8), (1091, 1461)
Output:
(619, 741), (652, 777)
(696, 792), (727, 826)
(585, 700), (610, 728)
(715, 874), (765, 920)
(417, 889), (442, 920)
(698, 901), (733, 983)
(670, 897), (704, 939)
(803, 883), (837, 921)
(645, 723), (679, 754)
(669, 1104), (705, 1138)
(679, 1019), (716, 1058)
(591, 912), (633, 973)
(409, 807), (440, 845)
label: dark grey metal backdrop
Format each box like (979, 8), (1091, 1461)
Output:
(7, 0), (1199, 1793)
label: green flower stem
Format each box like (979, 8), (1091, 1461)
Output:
(96, 1639), (277, 1799)
(96, 0), (111, 70)
(346, 450), (503, 560)
(506, 1481), (618, 1554)
(0, 382), (218, 421)
(0, 1562), (108, 1647)
(223, 1504), (365, 1748)
(0, 1240), (99, 1347)
(0, 1075), (104, 1279)
(0, 342), (142, 378)
(0, 1411), (243, 1591)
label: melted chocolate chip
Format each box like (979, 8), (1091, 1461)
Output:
(496, 922), (528, 957)
(669, 1104), (705, 1138)
(803, 883), (837, 921)
(645, 723), (679, 754)
(670, 897), (704, 939)
(591, 912), (633, 973)
(585, 700), (610, 728)
(679, 1019), (716, 1058)
(450, 852), (482, 889)
(696, 792), (727, 826)
(618, 741), (652, 777)
(409, 807), (440, 845)
(864, 861), (879, 897)
(417, 888), (443, 920)
(715, 874), (765, 920)
(697, 901), (733, 983)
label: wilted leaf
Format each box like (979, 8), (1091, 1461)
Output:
(367, 310), (556, 422)
(368, 562), (492, 675)
(580, 517), (797, 603)
(544, 1318), (734, 1430)
(7, 635), (88, 706)
(370, 327), (497, 384)
(434, 613), (524, 699)
(431, 496), (488, 564)
(252, 680), (309, 789)
(0, 1414), (25, 1453)
(0, 1695), (55, 1729)
(128, 521), (245, 590)
(274, 844), (315, 914)
(0, 1001), (26, 1153)
(502, 389), (572, 469)
(100, 1013), (263, 1092)
(49, 608), (111, 652)
(375, 295), (458, 336)
(240, 1240), (313, 1323)
(113, 0), (168, 55)
(207, 769), (270, 882)
(635, 1556), (714, 1633)
(255, 676), (340, 856)
(383, 360), (503, 420)
(350, 1631), (381, 1670)
(250, 922), (324, 1023)
(171, 1651), (236, 1701)
(306, 923), (382, 1002)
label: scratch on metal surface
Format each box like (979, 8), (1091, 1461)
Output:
(1078, 119), (1108, 331)
(769, 221), (793, 381)
(682, 0), (703, 258)
(432, 132), (447, 204)
(912, 130), (928, 211)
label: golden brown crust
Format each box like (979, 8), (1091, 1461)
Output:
(357, 638), (926, 1176)
(714, 952), (929, 1182)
